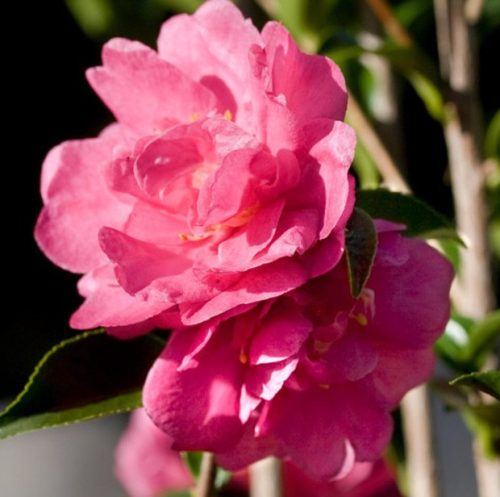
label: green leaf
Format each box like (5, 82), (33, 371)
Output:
(462, 311), (500, 368)
(450, 371), (500, 400)
(485, 110), (500, 159)
(326, 44), (444, 121)
(215, 467), (232, 489)
(183, 451), (203, 478)
(345, 208), (378, 298)
(0, 330), (165, 439)
(356, 189), (463, 244)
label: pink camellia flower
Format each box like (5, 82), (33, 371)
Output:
(143, 222), (453, 480)
(115, 409), (193, 497)
(116, 409), (402, 497)
(35, 0), (355, 335)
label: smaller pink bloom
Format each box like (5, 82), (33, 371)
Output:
(115, 409), (192, 497)
(143, 222), (453, 480)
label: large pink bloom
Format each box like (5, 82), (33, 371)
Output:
(116, 409), (401, 497)
(143, 222), (453, 480)
(35, 0), (355, 334)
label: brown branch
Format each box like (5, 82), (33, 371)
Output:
(250, 457), (283, 497)
(346, 93), (411, 193)
(195, 452), (216, 497)
(364, 0), (412, 46)
(402, 387), (440, 497)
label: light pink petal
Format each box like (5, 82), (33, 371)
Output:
(99, 227), (192, 294)
(143, 328), (244, 452)
(180, 230), (346, 325)
(124, 201), (189, 246)
(299, 120), (356, 239)
(70, 269), (173, 331)
(262, 22), (347, 122)
(157, 0), (260, 123)
(249, 300), (312, 365)
(87, 38), (217, 133)
(245, 358), (299, 401)
(35, 126), (131, 273)
(115, 410), (192, 497)
(212, 200), (286, 272)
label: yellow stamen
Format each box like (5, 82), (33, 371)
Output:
(190, 113), (200, 122)
(239, 351), (248, 364)
(224, 109), (233, 121)
(352, 313), (368, 326)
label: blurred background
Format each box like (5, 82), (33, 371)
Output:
(1, 0), (498, 496)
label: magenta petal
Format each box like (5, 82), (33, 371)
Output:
(143, 328), (244, 452)
(216, 417), (277, 471)
(87, 38), (217, 133)
(249, 301), (312, 365)
(369, 235), (454, 348)
(260, 387), (354, 480)
(338, 385), (394, 462)
(245, 358), (299, 401)
(366, 346), (436, 407)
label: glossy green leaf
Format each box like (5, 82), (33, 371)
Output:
(356, 189), (463, 244)
(450, 371), (500, 400)
(345, 208), (378, 298)
(0, 330), (165, 439)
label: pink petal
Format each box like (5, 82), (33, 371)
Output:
(143, 327), (245, 452)
(365, 346), (436, 407)
(216, 417), (277, 471)
(245, 358), (299, 401)
(301, 120), (356, 239)
(87, 38), (217, 134)
(369, 235), (453, 348)
(180, 230), (346, 325)
(249, 300), (312, 365)
(259, 387), (355, 480)
(99, 227), (192, 295)
(70, 268), (173, 331)
(157, 0), (261, 124)
(35, 125), (131, 273)
(262, 22), (347, 123)
(115, 410), (192, 497)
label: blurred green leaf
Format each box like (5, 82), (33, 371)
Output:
(485, 110), (500, 159)
(327, 43), (444, 121)
(182, 451), (203, 478)
(465, 402), (500, 458)
(0, 330), (164, 439)
(353, 140), (381, 189)
(450, 371), (500, 400)
(462, 311), (500, 367)
(215, 467), (232, 489)
(356, 189), (463, 243)
(345, 208), (378, 298)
